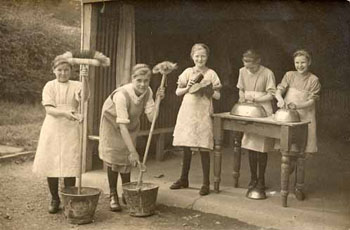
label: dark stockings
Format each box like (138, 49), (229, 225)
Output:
(120, 172), (131, 185)
(248, 150), (268, 189)
(107, 166), (119, 195)
(180, 147), (192, 181)
(47, 178), (59, 201)
(47, 177), (76, 201)
(200, 151), (210, 186)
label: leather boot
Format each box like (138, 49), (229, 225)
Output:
(199, 151), (210, 196)
(170, 147), (192, 189)
(107, 167), (121, 211)
(47, 177), (60, 214)
(248, 151), (258, 189)
(110, 192), (121, 212)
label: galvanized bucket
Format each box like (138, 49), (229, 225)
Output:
(122, 182), (159, 217)
(61, 187), (101, 224)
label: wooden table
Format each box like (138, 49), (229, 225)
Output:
(212, 112), (309, 207)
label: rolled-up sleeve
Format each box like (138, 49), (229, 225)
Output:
(236, 69), (244, 90)
(113, 92), (130, 124)
(211, 70), (222, 90)
(42, 82), (56, 107)
(277, 72), (291, 94)
(177, 69), (190, 88)
(74, 82), (83, 102)
(266, 71), (276, 96)
(307, 78), (321, 101)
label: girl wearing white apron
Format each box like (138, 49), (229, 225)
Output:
(33, 53), (89, 214)
(276, 50), (321, 200)
(171, 43), (222, 196)
(237, 50), (276, 198)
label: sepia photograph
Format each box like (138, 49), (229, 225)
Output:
(0, 0), (349, 229)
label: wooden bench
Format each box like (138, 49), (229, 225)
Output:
(88, 127), (174, 161)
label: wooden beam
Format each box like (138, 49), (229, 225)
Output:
(81, 3), (98, 173)
(82, 0), (115, 4)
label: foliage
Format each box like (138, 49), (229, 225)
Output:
(0, 100), (45, 149)
(0, 0), (80, 103)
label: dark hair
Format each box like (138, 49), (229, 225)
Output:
(242, 49), (261, 63)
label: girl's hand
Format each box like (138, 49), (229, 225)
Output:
(187, 79), (196, 88)
(128, 152), (140, 167)
(287, 102), (297, 110)
(65, 111), (79, 121)
(277, 99), (285, 108)
(156, 87), (165, 100)
(239, 97), (246, 103)
(71, 112), (83, 122)
(245, 95), (254, 102)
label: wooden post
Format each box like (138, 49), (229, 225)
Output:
(81, 3), (98, 172)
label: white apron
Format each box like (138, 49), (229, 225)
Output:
(284, 87), (317, 153)
(241, 91), (275, 153)
(173, 91), (214, 150)
(33, 104), (81, 177)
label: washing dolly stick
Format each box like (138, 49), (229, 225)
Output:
(66, 50), (110, 194)
(136, 61), (177, 187)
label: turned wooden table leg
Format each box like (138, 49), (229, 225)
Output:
(232, 132), (242, 188)
(295, 153), (306, 200)
(281, 153), (291, 207)
(214, 140), (222, 193)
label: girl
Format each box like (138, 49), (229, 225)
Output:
(99, 64), (164, 211)
(171, 43), (222, 196)
(275, 50), (321, 200)
(237, 49), (276, 199)
(33, 53), (89, 214)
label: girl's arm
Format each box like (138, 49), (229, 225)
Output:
(212, 90), (220, 100)
(45, 106), (78, 121)
(145, 88), (165, 122)
(290, 99), (315, 109)
(238, 89), (245, 102)
(275, 89), (285, 108)
(175, 85), (190, 96)
(254, 94), (273, 103)
(176, 78), (196, 96)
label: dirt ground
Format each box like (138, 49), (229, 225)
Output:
(0, 157), (274, 230)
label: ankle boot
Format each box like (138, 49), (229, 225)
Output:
(107, 167), (121, 211)
(110, 192), (121, 212)
(199, 151), (210, 196)
(248, 151), (258, 189)
(47, 177), (60, 214)
(170, 148), (192, 189)
(48, 199), (60, 214)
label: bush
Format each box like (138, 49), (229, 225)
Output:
(0, 1), (80, 103)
